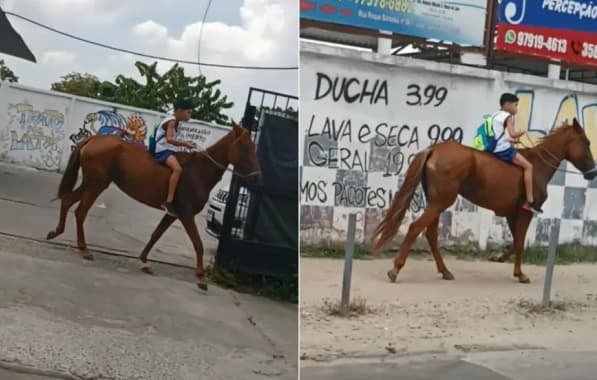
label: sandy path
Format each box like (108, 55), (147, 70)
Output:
(300, 256), (597, 362)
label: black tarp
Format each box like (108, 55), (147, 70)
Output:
(0, 7), (36, 62)
(246, 112), (298, 250)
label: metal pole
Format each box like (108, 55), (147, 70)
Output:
(341, 213), (357, 314)
(542, 224), (560, 305)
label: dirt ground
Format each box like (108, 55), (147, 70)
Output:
(300, 256), (597, 362)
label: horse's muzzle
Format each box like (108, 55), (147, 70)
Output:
(583, 166), (597, 180)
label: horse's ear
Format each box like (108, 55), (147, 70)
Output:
(572, 117), (581, 128)
(231, 119), (241, 132)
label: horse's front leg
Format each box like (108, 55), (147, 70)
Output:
(489, 215), (517, 263)
(139, 214), (177, 274)
(512, 211), (533, 283)
(179, 215), (207, 291)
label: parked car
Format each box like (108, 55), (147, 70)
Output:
(205, 185), (250, 238)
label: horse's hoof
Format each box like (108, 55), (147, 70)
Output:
(197, 282), (208, 291)
(387, 269), (397, 283)
(82, 253), (94, 261)
(518, 275), (530, 284)
(46, 231), (56, 240)
(488, 255), (504, 263)
(442, 271), (455, 280)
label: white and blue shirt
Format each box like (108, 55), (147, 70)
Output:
(155, 116), (181, 153)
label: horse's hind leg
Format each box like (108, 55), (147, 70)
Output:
(139, 214), (177, 274)
(388, 205), (445, 282)
(425, 217), (454, 280)
(47, 186), (84, 240)
(74, 183), (108, 260)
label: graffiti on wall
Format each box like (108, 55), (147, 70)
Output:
(304, 73), (462, 174)
(177, 124), (212, 145)
(300, 48), (597, 247)
(0, 103), (65, 169)
(69, 110), (148, 151)
(514, 90), (597, 159)
(302, 71), (463, 215)
(300, 67), (468, 245)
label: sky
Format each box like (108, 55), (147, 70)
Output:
(0, 0), (298, 121)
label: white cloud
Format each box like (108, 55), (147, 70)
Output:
(129, 0), (298, 118)
(1, 0), (298, 122)
(133, 20), (168, 42)
(41, 51), (78, 66)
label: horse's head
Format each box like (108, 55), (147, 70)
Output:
(562, 118), (597, 180)
(228, 120), (261, 184)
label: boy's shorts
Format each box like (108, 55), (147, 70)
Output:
(492, 147), (517, 163)
(154, 149), (176, 164)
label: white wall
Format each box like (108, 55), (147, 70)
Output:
(300, 41), (597, 249)
(0, 82), (233, 195)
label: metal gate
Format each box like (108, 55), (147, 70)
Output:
(215, 87), (298, 279)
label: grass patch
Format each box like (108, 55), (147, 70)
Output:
(301, 242), (597, 265)
(301, 243), (374, 259)
(320, 296), (376, 317)
(205, 263), (297, 304)
(514, 298), (577, 317)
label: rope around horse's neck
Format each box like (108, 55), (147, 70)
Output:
(189, 146), (260, 179)
(519, 133), (579, 175)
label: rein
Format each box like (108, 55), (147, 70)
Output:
(187, 133), (261, 179)
(519, 133), (584, 175)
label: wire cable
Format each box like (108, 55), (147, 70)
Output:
(5, 11), (298, 70)
(197, 0), (212, 77)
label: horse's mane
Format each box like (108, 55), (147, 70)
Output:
(521, 122), (577, 151)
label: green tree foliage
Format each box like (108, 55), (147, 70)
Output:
(0, 60), (18, 83)
(51, 61), (233, 124)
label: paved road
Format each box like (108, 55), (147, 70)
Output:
(0, 162), (218, 267)
(0, 163), (298, 379)
(0, 234), (297, 379)
(301, 350), (597, 380)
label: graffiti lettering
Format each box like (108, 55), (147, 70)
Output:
(515, 90), (597, 159)
(307, 115), (353, 142)
(308, 142), (369, 171)
(306, 115), (420, 148)
(69, 110), (147, 151)
(406, 83), (448, 107)
(333, 182), (394, 209)
(383, 151), (415, 177)
(69, 128), (92, 151)
(2, 103), (65, 170)
(314, 72), (389, 105)
(178, 125), (211, 144)
(410, 188), (428, 213)
(10, 131), (60, 151)
(427, 124), (463, 144)
(301, 180), (328, 203)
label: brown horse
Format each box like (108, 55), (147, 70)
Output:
(372, 118), (597, 284)
(47, 122), (261, 291)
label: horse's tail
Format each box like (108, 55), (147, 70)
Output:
(55, 137), (91, 200)
(371, 148), (432, 255)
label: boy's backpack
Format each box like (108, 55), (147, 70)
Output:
(147, 117), (171, 155)
(147, 124), (158, 155)
(472, 114), (504, 152)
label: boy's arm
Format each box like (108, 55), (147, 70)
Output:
(506, 116), (524, 139)
(164, 121), (195, 148)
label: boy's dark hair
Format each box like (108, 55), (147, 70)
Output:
(500, 93), (519, 106)
(173, 98), (194, 110)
